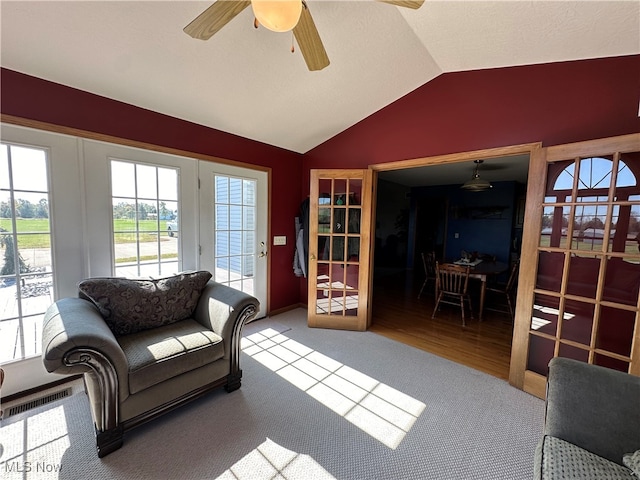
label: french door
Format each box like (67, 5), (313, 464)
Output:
(0, 124), (269, 396)
(510, 133), (640, 397)
(0, 124), (83, 396)
(307, 169), (374, 331)
(198, 161), (269, 318)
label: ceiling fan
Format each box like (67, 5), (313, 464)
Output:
(184, 0), (425, 71)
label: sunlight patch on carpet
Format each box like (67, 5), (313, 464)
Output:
(216, 438), (335, 480)
(1, 404), (68, 478)
(242, 328), (426, 449)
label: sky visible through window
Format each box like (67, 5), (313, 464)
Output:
(549, 157), (638, 232)
(554, 157), (635, 191)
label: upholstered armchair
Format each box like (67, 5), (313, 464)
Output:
(534, 357), (640, 479)
(42, 271), (259, 457)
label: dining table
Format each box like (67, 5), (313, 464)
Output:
(454, 259), (509, 320)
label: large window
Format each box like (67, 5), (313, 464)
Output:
(110, 160), (180, 277)
(0, 125), (268, 395)
(0, 143), (53, 363)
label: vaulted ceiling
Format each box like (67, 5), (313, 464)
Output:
(1, 1), (639, 154)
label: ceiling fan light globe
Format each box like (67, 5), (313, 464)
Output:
(252, 0), (302, 32)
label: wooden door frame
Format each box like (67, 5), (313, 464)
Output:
(370, 142), (542, 385)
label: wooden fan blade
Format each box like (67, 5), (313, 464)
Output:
(293, 2), (329, 71)
(377, 0), (425, 9)
(184, 0), (251, 40)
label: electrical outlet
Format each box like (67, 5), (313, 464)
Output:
(454, 233), (459, 239)
(273, 235), (287, 246)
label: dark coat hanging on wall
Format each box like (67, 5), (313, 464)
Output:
(300, 197), (309, 271)
(294, 198), (310, 277)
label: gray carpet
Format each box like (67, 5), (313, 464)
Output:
(0, 308), (544, 479)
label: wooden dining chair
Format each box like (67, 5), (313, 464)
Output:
(432, 262), (474, 326)
(485, 259), (520, 320)
(418, 251), (437, 298)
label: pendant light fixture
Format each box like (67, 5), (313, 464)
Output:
(461, 160), (493, 192)
(251, 0), (302, 33)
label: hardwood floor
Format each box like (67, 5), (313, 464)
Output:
(370, 268), (514, 380)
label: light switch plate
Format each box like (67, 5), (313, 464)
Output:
(273, 235), (287, 246)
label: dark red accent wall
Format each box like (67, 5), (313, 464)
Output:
(298, 55), (640, 302)
(0, 68), (303, 312)
(304, 55), (640, 187)
(3, 55), (640, 310)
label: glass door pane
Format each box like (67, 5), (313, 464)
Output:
(0, 143), (53, 363)
(110, 160), (180, 278)
(213, 175), (256, 294)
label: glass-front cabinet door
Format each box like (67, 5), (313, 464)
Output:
(307, 169), (373, 331)
(511, 134), (640, 398)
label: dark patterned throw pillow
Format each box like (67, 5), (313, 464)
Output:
(78, 271), (212, 336)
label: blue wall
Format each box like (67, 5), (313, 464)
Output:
(409, 181), (518, 266)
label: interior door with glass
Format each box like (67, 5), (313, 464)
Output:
(307, 169), (373, 331)
(510, 133), (640, 397)
(198, 161), (268, 318)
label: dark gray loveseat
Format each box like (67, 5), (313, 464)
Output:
(42, 271), (259, 457)
(534, 357), (640, 479)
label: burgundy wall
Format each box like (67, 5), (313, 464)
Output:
(1, 68), (303, 312)
(298, 55), (639, 303)
(303, 55), (640, 188)
(3, 55), (639, 311)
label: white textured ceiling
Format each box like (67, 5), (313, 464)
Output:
(1, 1), (639, 154)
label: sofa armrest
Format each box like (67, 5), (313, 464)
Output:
(43, 298), (128, 377)
(193, 281), (259, 378)
(43, 298), (129, 432)
(194, 281), (259, 338)
(544, 357), (640, 464)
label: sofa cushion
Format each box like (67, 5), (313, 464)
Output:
(623, 450), (640, 477)
(117, 318), (225, 394)
(78, 271), (212, 335)
(539, 436), (635, 480)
